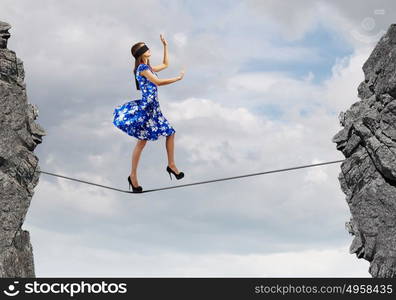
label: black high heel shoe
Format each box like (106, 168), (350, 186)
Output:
(166, 166), (184, 180)
(127, 175), (143, 193)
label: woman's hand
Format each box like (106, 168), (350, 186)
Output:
(178, 69), (185, 81)
(160, 34), (168, 46)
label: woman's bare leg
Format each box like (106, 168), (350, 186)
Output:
(165, 132), (180, 173)
(130, 139), (147, 186)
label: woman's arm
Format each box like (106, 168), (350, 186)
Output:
(162, 41), (168, 65)
(140, 69), (184, 86)
(152, 34), (169, 72)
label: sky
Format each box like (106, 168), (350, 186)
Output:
(1, 0), (395, 277)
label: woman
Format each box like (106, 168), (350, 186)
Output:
(113, 34), (185, 193)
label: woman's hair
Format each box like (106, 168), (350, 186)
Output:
(131, 42), (152, 90)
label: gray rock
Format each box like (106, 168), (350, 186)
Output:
(0, 21), (46, 277)
(0, 21), (11, 49)
(333, 24), (396, 278)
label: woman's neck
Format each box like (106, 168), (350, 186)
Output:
(142, 58), (148, 64)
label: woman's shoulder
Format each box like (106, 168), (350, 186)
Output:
(137, 63), (149, 71)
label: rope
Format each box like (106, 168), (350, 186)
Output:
(35, 159), (345, 194)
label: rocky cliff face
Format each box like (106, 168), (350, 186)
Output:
(333, 24), (396, 278)
(0, 20), (46, 277)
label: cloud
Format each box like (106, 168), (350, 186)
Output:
(33, 178), (120, 218)
(247, 0), (395, 50)
(173, 32), (188, 48)
(29, 224), (370, 277)
(28, 49), (366, 274)
(322, 49), (368, 112)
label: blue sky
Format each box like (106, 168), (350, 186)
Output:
(1, 0), (394, 277)
(248, 22), (355, 83)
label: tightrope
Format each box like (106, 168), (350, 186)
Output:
(35, 159), (345, 194)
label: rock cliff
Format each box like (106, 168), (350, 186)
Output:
(333, 24), (396, 278)
(0, 20), (46, 277)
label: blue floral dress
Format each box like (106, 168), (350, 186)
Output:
(112, 63), (176, 141)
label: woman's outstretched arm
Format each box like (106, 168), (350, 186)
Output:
(140, 69), (184, 86)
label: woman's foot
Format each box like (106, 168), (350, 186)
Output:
(127, 174), (143, 193)
(166, 163), (184, 180)
(130, 173), (140, 187)
(167, 163), (180, 175)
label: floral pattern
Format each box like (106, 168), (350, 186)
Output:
(112, 63), (176, 140)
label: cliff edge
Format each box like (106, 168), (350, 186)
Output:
(0, 20), (46, 277)
(332, 24), (396, 278)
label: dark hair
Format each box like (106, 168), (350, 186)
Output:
(131, 42), (152, 90)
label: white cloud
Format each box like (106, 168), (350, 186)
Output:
(173, 32), (188, 48)
(247, 0), (322, 42)
(33, 177), (121, 217)
(322, 49), (369, 113)
(28, 224), (369, 277)
(226, 72), (291, 94)
(247, 0), (395, 50)
(303, 159), (330, 184)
